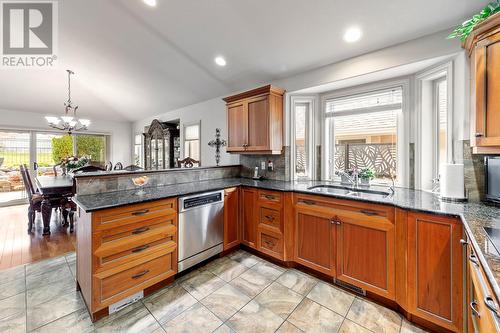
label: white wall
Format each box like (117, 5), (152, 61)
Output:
(133, 98), (239, 167)
(0, 108), (133, 165)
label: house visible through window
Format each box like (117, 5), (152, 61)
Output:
(184, 122), (200, 162)
(324, 87), (402, 184)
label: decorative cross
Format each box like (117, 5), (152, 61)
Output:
(208, 128), (227, 166)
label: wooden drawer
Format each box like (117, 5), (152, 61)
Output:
(92, 198), (177, 231)
(295, 193), (394, 221)
(259, 206), (281, 231)
(257, 226), (283, 259)
(94, 252), (176, 309)
(93, 214), (177, 271)
(468, 250), (500, 332)
(258, 190), (282, 206)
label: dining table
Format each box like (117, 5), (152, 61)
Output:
(35, 175), (75, 235)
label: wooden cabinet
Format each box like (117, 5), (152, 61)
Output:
(77, 198), (178, 321)
(240, 187), (257, 248)
(294, 195), (336, 276)
(256, 190), (284, 260)
(223, 187), (240, 250)
(407, 212), (463, 332)
(335, 206), (395, 300)
(224, 85), (284, 154)
(465, 14), (500, 153)
(467, 243), (500, 333)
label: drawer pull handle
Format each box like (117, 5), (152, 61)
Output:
(485, 297), (499, 316)
(470, 301), (481, 318)
(131, 245), (150, 253)
(131, 270), (150, 279)
(331, 217), (341, 225)
(360, 209), (379, 216)
(475, 132), (484, 138)
(132, 209), (150, 216)
(132, 227), (150, 235)
(264, 240), (275, 247)
(460, 239), (469, 246)
(265, 215), (275, 221)
(264, 195), (276, 200)
(300, 200), (315, 205)
(469, 253), (479, 266)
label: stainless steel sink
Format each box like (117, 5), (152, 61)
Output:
(307, 185), (391, 198)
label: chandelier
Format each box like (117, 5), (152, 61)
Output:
(45, 69), (90, 135)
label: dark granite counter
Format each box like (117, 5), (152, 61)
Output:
(73, 178), (500, 302)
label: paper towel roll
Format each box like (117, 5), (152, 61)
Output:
(440, 163), (466, 199)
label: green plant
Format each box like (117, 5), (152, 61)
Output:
(51, 135), (73, 163)
(359, 168), (375, 180)
(448, 1), (500, 41)
(76, 135), (105, 163)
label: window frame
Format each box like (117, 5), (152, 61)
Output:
(133, 133), (143, 167)
(320, 78), (410, 186)
(290, 96), (316, 180)
(182, 120), (201, 164)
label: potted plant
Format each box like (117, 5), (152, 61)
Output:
(447, 1), (499, 41)
(61, 156), (90, 175)
(359, 168), (375, 186)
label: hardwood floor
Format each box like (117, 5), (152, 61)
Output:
(0, 204), (76, 270)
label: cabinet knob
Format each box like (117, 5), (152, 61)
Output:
(460, 239), (469, 246)
(470, 301), (481, 318)
(475, 133), (484, 138)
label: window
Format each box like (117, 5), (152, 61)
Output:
(435, 78), (448, 173)
(291, 98), (314, 180)
(134, 134), (143, 166)
(75, 134), (107, 166)
(183, 122), (200, 162)
(324, 87), (402, 184)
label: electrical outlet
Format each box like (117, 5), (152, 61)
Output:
(261, 161), (266, 170)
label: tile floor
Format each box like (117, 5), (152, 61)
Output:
(0, 249), (428, 333)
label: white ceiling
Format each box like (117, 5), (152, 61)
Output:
(0, 0), (488, 122)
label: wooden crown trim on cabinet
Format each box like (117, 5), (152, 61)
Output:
(222, 85), (285, 103)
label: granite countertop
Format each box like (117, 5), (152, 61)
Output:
(73, 177), (500, 302)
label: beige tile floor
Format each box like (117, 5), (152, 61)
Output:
(0, 249), (429, 333)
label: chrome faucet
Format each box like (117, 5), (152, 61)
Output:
(335, 169), (359, 187)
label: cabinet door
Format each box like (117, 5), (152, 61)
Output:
(246, 96), (269, 151)
(336, 210), (395, 299)
(227, 101), (248, 151)
(474, 32), (500, 147)
(241, 187), (257, 248)
(407, 212), (463, 333)
(223, 187), (240, 250)
(295, 206), (335, 276)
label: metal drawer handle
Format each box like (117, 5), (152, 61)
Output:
(485, 297), (499, 316)
(469, 253), (479, 266)
(264, 195), (276, 200)
(132, 209), (149, 216)
(132, 227), (150, 235)
(131, 270), (150, 279)
(264, 240), (275, 247)
(300, 200), (315, 205)
(470, 301), (481, 318)
(360, 209), (379, 216)
(475, 133), (484, 138)
(264, 215), (275, 221)
(131, 245), (150, 253)
(460, 239), (469, 246)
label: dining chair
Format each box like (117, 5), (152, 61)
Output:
(114, 162), (123, 170)
(177, 157), (199, 168)
(20, 165), (42, 233)
(52, 163), (62, 176)
(124, 165), (143, 171)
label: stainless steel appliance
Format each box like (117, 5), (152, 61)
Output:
(178, 190), (224, 272)
(485, 156), (500, 203)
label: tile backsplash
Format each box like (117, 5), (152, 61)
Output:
(240, 146), (290, 181)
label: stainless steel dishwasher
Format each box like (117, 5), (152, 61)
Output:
(178, 190), (224, 272)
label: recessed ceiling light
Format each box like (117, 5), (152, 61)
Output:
(214, 56), (226, 67)
(143, 0), (156, 7)
(343, 27), (362, 43)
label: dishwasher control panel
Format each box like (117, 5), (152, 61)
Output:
(182, 192), (223, 210)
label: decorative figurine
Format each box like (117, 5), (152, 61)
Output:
(208, 128), (227, 166)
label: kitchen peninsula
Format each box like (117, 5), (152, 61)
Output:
(72, 166), (500, 332)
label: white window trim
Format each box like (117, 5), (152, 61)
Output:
(133, 133), (143, 167)
(182, 120), (201, 164)
(414, 61), (453, 190)
(320, 78), (410, 187)
(290, 95), (317, 180)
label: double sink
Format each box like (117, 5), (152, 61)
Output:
(307, 184), (392, 200)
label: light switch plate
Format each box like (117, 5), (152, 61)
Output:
(261, 161), (266, 170)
